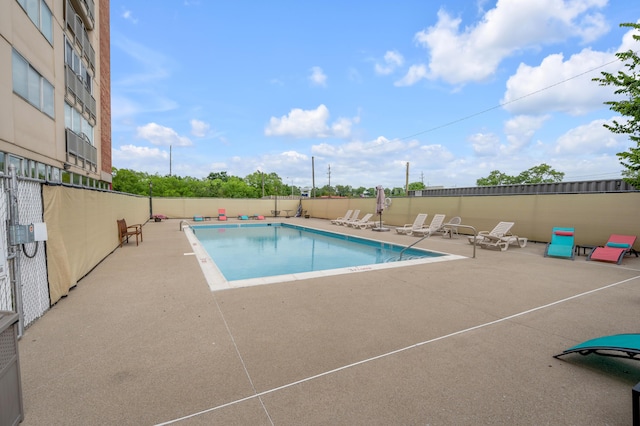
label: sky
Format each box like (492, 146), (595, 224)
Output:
(110, 0), (640, 190)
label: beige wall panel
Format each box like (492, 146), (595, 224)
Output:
(39, 189), (640, 306)
(303, 193), (639, 248)
(0, 3), (12, 37)
(0, 42), (14, 145)
(12, 100), (57, 160)
(43, 186), (148, 304)
(11, 18), (55, 84)
(153, 198), (301, 219)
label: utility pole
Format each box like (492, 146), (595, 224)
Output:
(405, 162), (409, 196)
(311, 156), (316, 198)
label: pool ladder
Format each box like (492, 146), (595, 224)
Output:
(398, 223), (478, 260)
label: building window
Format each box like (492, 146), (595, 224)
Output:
(12, 49), (55, 118)
(16, 0), (53, 44)
(64, 102), (94, 144)
(65, 38), (92, 94)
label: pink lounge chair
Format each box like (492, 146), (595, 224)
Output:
(587, 234), (638, 264)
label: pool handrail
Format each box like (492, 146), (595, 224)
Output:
(399, 223), (477, 259)
(179, 220), (191, 231)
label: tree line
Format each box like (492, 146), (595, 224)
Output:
(112, 164), (567, 198)
(112, 168), (429, 198)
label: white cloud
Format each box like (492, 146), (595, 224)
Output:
(375, 50), (404, 75)
(264, 104), (355, 139)
(312, 136), (420, 160)
(406, 0), (609, 85)
(136, 123), (193, 147)
(620, 22), (640, 51)
(115, 145), (167, 159)
(112, 36), (171, 86)
(553, 117), (628, 155)
(501, 48), (619, 116)
(503, 114), (549, 153)
(394, 64), (428, 87)
(122, 10), (138, 24)
(190, 119), (210, 137)
(309, 66), (327, 87)
(469, 132), (500, 157)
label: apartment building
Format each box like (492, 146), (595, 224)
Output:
(0, 0), (111, 189)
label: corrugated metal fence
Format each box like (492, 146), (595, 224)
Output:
(409, 179), (637, 197)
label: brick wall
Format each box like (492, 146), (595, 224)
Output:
(99, 0), (112, 182)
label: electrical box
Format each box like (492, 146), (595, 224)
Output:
(33, 222), (48, 241)
(8, 223), (48, 246)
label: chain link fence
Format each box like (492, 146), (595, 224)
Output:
(0, 179), (8, 311)
(0, 175), (50, 329)
(16, 179), (49, 326)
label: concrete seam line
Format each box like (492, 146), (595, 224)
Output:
(155, 274), (640, 425)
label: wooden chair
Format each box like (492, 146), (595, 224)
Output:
(117, 219), (143, 247)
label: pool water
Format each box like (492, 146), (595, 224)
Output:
(192, 223), (443, 282)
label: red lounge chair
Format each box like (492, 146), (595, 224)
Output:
(218, 209), (227, 221)
(587, 234), (638, 264)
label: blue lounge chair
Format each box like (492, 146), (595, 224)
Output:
(553, 333), (640, 360)
(544, 227), (575, 260)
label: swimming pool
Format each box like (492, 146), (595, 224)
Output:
(184, 222), (464, 291)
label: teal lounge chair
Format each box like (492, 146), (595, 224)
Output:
(544, 227), (575, 260)
(554, 333), (640, 360)
(555, 334), (640, 423)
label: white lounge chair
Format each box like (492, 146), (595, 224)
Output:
(396, 213), (428, 235)
(412, 214), (446, 237)
(467, 221), (514, 246)
(339, 210), (361, 226)
(441, 216), (461, 238)
(480, 234), (528, 251)
(348, 213), (374, 228)
(331, 209), (353, 225)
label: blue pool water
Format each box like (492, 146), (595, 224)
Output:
(192, 223), (443, 282)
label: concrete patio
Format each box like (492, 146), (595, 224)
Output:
(17, 217), (640, 425)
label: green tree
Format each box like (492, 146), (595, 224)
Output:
(207, 171), (230, 182)
(391, 187), (405, 196)
(220, 177), (256, 198)
(593, 22), (640, 187)
(112, 168), (151, 195)
(476, 170), (518, 186)
(477, 164), (564, 186)
(515, 163), (564, 184)
(334, 185), (353, 197)
(245, 171), (266, 198)
(408, 181), (426, 191)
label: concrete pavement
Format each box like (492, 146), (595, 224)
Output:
(17, 218), (640, 425)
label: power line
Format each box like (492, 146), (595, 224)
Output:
(395, 55), (625, 142)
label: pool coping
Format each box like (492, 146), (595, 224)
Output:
(183, 222), (467, 291)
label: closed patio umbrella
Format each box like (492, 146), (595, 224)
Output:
(373, 185), (389, 231)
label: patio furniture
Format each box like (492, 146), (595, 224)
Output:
(544, 227), (575, 260)
(396, 213), (428, 235)
(587, 234), (638, 265)
(412, 214), (446, 237)
(117, 219), (142, 247)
